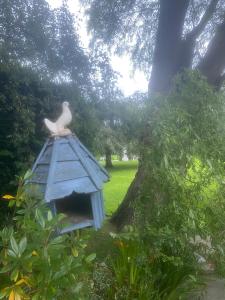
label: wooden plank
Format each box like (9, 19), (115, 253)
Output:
(53, 161), (87, 182)
(46, 177), (97, 200)
(91, 193), (101, 229)
(69, 136), (102, 190)
(76, 137), (109, 179)
(31, 164), (49, 183)
(38, 144), (53, 164)
(57, 142), (79, 161)
(30, 140), (49, 173)
(45, 138), (59, 202)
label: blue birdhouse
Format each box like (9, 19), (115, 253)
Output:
(29, 134), (109, 233)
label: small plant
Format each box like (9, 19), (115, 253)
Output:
(92, 229), (157, 300)
(0, 174), (95, 299)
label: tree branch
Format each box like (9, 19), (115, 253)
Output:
(149, 0), (190, 94)
(187, 0), (219, 40)
(217, 73), (225, 89)
(198, 18), (225, 88)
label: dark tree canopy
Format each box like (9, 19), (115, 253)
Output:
(84, 0), (225, 92)
(0, 0), (91, 89)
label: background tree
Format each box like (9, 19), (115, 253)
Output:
(83, 0), (225, 228)
(0, 0), (91, 88)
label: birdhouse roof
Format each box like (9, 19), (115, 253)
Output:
(29, 135), (109, 202)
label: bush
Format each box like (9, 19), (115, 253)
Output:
(91, 227), (203, 300)
(137, 70), (225, 270)
(0, 175), (95, 299)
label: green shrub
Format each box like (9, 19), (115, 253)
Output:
(0, 175), (95, 299)
(136, 70), (225, 273)
(91, 227), (203, 300)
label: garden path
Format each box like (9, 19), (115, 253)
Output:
(203, 276), (225, 300)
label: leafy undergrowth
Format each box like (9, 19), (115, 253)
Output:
(0, 176), (95, 300)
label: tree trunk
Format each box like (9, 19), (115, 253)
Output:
(198, 19), (225, 88)
(111, 0), (191, 229)
(105, 148), (113, 168)
(149, 0), (190, 94)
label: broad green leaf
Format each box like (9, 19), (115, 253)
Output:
(0, 265), (12, 273)
(0, 290), (7, 299)
(35, 209), (45, 228)
(85, 253), (96, 263)
(47, 210), (53, 221)
(24, 169), (32, 181)
(8, 249), (17, 258)
(19, 237), (27, 254)
(10, 236), (19, 255)
(10, 269), (19, 282)
(72, 248), (79, 257)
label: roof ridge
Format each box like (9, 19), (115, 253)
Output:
(45, 139), (59, 202)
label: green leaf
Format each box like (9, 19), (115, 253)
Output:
(164, 154), (169, 169)
(0, 264), (12, 273)
(10, 236), (19, 255)
(10, 269), (19, 282)
(72, 247), (79, 257)
(24, 169), (32, 181)
(73, 282), (83, 293)
(35, 209), (45, 228)
(8, 249), (17, 258)
(85, 253), (96, 263)
(0, 290), (7, 299)
(19, 237), (27, 254)
(50, 236), (65, 245)
(47, 210), (53, 221)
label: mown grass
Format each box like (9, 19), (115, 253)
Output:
(103, 160), (138, 215)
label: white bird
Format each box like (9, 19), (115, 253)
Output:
(44, 101), (72, 136)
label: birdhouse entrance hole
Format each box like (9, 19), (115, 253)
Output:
(55, 192), (93, 225)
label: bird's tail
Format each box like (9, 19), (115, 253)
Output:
(44, 118), (57, 134)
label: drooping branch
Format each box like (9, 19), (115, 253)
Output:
(187, 0), (219, 40)
(149, 0), (190, 94)
(198, 18), (225, 88)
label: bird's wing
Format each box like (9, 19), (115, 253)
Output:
(44, 118), (58, 134)
(56, 106), (72, 129)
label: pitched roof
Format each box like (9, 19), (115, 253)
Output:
(29, 135), (109, 202)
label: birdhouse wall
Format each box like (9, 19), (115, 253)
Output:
(91, 191), (105, 229)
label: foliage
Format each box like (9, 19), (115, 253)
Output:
(83, 0), (225, 71)
(91, 227), (203, 300)
(0, 0), (91, 87)
(136, 71), (225, 276)
(0, 175), (95, 299)
(95, 123), (123, 164)
(0, 63), (53, 199)
(94, 92), (145, 163)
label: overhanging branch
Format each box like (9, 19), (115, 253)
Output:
(198, 18), (225, 88)
(187, 0), (219, 40)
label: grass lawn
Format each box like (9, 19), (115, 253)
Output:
(103, 160), (138, 215)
